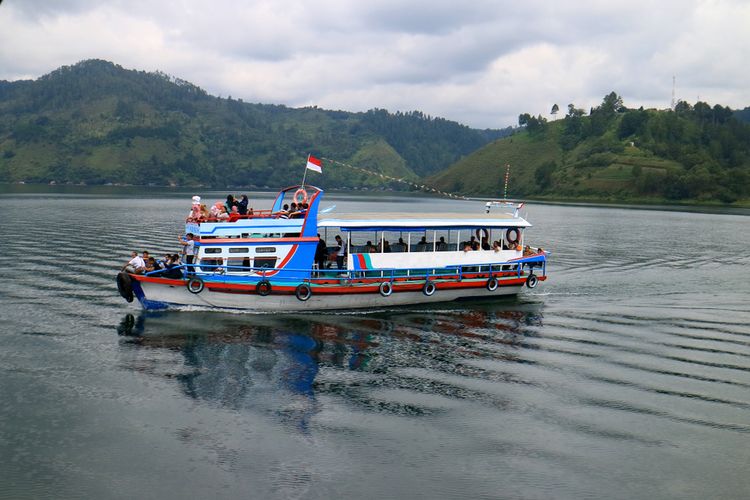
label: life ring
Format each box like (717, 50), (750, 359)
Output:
(506, 228), (520, 246)
(256, 280), (272, 296)
(526, 274), (538, 289)
(486, 277), (498, 291)
(293, 188), (308, 205)
(475, 228), (489, 241)
(295, 283), (312, 301)
(422, 280), (436, 296)
(116, 272), (134, 303)
(379, 281), (393, 297)
(186, 277), (205, 294)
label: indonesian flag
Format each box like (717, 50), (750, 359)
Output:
(306, 155), (322, 173)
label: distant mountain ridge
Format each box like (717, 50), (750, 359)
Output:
(0, 59), (511, 188)
(430, 93), (750, 204)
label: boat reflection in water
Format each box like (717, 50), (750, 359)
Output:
(115, 301), (544, 431)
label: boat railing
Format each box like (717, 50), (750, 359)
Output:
(142, 254), (546, 285)
(186, 208), (304, 223)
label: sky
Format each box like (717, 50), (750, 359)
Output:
(1, 0), (748, 129)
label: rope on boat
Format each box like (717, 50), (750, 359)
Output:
(320, 157), (470, 200)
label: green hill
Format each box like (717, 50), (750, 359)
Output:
(430, 93), (750, 204)
(0, 59), (509, 189)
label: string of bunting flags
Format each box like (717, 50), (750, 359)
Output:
(319, 156), (470, 200)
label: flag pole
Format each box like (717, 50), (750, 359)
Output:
(301, 154), (309, 189)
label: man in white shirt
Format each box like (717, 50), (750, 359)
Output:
(123, 251), (146, 274)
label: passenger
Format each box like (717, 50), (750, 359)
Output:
(397, 237), (406, 252)
(228, 206), (241, 222)
(276, 204), (290, 218)
(463, 244), (473, 253)
(493, 240), (501, 252)
(315, 234), (328, 273)
(122, 251), (146, 274)
(416, 236), (429, 251)
(209, 202), (222, 219)
(224, 195), (236, 214)
(217, 206), (230, 220)
(200, 204), (209, 220)
(334, 235), (347, 269)
(436, 236), (447, 251)
(238, 195), (249, 215)
(365, 241), (377, 253)
(163, 254), (183, 279)
(142, 250), (151, 263)
(469, 236), (479, 251)
(188, 204), (201, 222)
(144, 257), (160, 273)
(481, 236), (491, 251)
(523, 245), (533, 256)
(383, 240), (391, 253)
(180, 233), (197, 270)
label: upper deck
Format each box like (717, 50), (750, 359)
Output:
(319, 211), (530, 231)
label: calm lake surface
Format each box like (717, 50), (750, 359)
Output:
(1, 186), (749, 499)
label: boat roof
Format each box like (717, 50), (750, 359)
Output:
(318, 212), (531, 230)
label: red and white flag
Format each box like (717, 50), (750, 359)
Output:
(306, 155), (322, 173)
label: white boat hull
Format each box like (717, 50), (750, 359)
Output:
(136, 279), (526, 312)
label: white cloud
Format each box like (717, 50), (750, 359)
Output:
(0, 0), (748, 128)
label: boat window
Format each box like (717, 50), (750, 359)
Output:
(199, 258), (222, 271)
(434, 230), (451, 251)
(350, 231), (379, 254)
(255, 247), (276, 253)
(253, 257), (277, 269)
(227, 257), (251, 272)
(204, 248), (222, 254)
(228, 247), (249, 253)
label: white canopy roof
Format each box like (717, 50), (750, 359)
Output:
(318, 212), (531, 230)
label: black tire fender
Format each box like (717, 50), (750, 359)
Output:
(186, 277), (205, 294)
(422, 280), (436, 296)
(379, 281), (393, 297)
(116, 272), (134, 303)
(486, 277), (498, 291)
(526, 274), (538, 289)
(295, 283), (312, 301)
(256, 280), (272, 296)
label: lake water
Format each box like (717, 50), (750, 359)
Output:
(1, 186), (749, 499)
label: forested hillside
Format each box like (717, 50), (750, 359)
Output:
(0, 59), (509, 188)
(430, 93), (750, 204)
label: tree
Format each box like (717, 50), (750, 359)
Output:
(551, 104), (559, 119)
(518, 113), (531, 127)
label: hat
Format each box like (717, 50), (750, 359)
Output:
(192, 195), (201, 204)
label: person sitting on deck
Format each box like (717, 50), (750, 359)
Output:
(493, 240), (501, 252)
(276, 204), (290, 218)
(382, 240), (391, 253)
(436, 237), (448, 251)
(144, 257), (161, 273)
(217, 205), (230, 220)
(394, 237), (406, 252)
(481, 236), (491, 251)
(469, 236), (479, 251)
(228, 206), (241, 222)
(365, 241), (377, 253)
(122, 251), (146, 274)
(416, 236), (429, 251)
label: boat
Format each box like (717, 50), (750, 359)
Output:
(116, 185), (548, 311)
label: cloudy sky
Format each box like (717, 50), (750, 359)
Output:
(1, 0), (748, 128)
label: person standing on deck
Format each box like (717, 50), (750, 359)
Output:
(180, 233), (196, 271)
(315, 234), (328, 275)
(334, 235), (347, 270)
